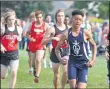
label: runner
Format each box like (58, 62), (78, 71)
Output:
(0, 8), (23, 88)
(26, 10), (48, 83)
(64, 15), (71, 28)
(42, 9), (69, 89)
(24, 11), (36, 75)
(42, 14), (54, 68)
(55, 10), (97, 88)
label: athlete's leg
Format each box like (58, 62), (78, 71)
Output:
(48, 43), (53, 53)
(107, 61), (110, 84)
(34, 50), (45, 83)
(48, 44), (53, 68)
(28, 51), (33, 74)
(0, 64), (8, 79)
(77, 82), (87, 89)
(69, 79), (77, 89)
(68, 60), (77, 88)
(52, 62), (60, 89)
(77, 68), (88, 88)
(30, 52), (36, 76)
(61, 64), (68, 89)
(42, 59), (47, 68)
(9, 59), (19, 88)
(42, 49), (47, 68)
(26, 41), (33, 74)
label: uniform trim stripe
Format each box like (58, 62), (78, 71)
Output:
(83, 42), (88, 59)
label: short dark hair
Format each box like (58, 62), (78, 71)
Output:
(72, 10), (84, 17)
(35, 10), (43, 17)
(45, 14), (51, 19)
(65, 15), (70, 18)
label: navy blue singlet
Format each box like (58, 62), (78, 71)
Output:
(68, 28), (89, 69)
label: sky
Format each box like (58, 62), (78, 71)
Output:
(50, 1), (74, 14)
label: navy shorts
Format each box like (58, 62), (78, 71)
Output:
(68, 59), (88, 83)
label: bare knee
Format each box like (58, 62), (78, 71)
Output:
(69, 80), (77, 88)
(1, 76), (6, 79)
(77, 82), (87, 89)
(36, 59), (41, 64)
(63, 71), (67, 76)
(54, 71), (60, 80)
(11, 71), (17, 78)
(1, 73), (7, 79)
(1, 65), (8, 80)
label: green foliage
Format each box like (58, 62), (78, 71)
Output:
(89, 18), (104, 23)
(1, 1), (54, 19)
(71, 1), (109, 19)
(72, 1), (91, 9)
(98, 1), (109, 19)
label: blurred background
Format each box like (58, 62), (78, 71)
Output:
(1, 0), (109, 21)
(1, 0), (109, 88)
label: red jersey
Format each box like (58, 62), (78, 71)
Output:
(1, 25), (19, 52)
(28, 21), (46, 52)
(52, 25), (68, 48)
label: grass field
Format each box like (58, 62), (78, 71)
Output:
(1, 50), (109, 88)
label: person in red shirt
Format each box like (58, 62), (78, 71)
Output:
(26, 10), (49, 83)
(24, 11), (36, 75)
(42, 9), (69, 89)
(0, 8), (23, 88)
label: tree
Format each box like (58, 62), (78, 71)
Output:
(70, 1), (109, 19)
(70, 1), (91, 10)
(1, 1), (54, 19)
(98, 1), (109, 19)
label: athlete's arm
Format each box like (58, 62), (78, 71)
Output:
(17, 26), (23, 41)
(26, 24), (35, 42)
(26, 24), (31, 38)
(0, 25), (5, 36)
(0, 25), (7, 53)
(88, 24), (92, 34)
(42, 26), (56, 45)
(0, 43), (7, 53)
(84, 30), (97, 67)
(44, 22), (49, 31)
(105, 50), (109, 60)
(84, 24), (92, 37)
(55, 30), (68, 65)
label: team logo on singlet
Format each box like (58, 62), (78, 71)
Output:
(6, 35), (17, 39)
(34, 29), (43, 34)
(72, 40), (83, 56)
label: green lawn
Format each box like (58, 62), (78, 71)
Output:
(1, 50), (109, 88)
